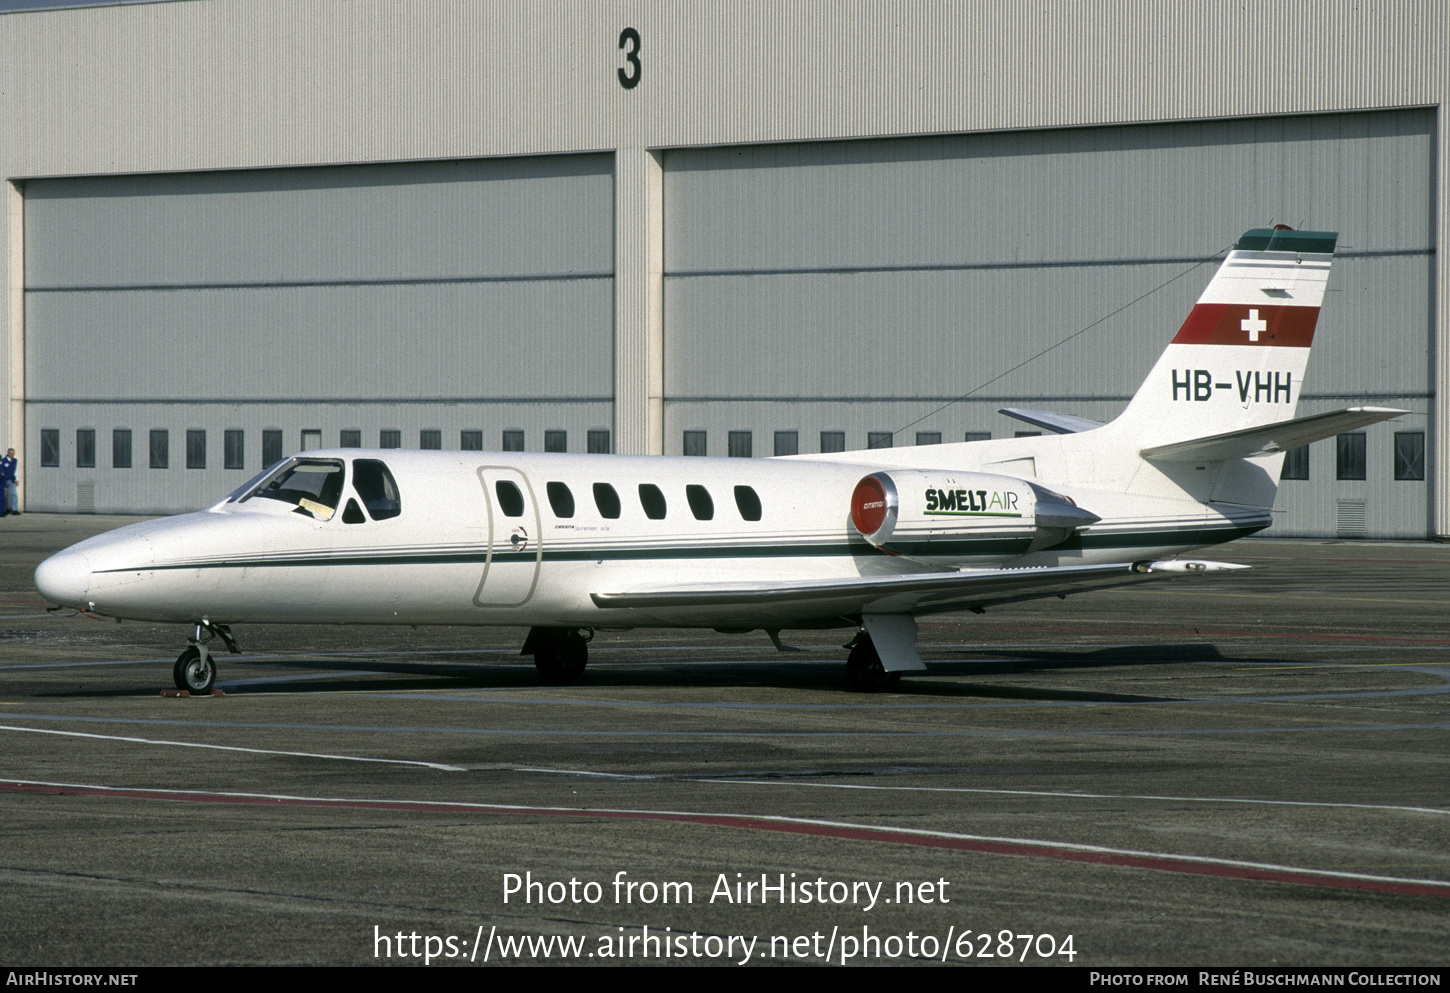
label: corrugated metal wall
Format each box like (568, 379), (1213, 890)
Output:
(662, 110), (1434, 536)
(1, 2), (1444, 535)
(24, 155), (615, 513)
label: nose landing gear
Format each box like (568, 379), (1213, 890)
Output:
(173, 645), (216, 694)
(172, 621), (239, 694)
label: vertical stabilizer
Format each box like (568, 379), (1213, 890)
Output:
(1110, 227), (1336, 451)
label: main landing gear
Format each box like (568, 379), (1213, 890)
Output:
(843, 616), (927, 692)
(523, 626), (591, 683)
(845, 633), (902, 692)
(172, 621), (240, 694)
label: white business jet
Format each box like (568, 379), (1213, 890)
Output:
(34, 227), (1401, 693)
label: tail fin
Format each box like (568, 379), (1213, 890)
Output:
(1102, 227), (1403, 510)
(1110, 226), (1336, 448)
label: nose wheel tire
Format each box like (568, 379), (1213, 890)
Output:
(173, 646), (217, 694)
(846, 639), (901, 692)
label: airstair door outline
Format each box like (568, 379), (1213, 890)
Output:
(473, 466), (542, 607)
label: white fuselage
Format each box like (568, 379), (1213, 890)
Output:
(34, 446), (1266, 631)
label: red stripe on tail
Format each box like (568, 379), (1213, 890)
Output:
(1172, 303), (1319, 347)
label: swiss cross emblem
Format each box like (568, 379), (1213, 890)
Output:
(1241, 308), (1267, 342)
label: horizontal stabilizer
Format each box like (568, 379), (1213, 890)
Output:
(592, 559), (1247, 618)
(1140, 407), (1406, 463)
(999, 407), (1105, 435)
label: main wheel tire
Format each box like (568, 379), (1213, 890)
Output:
(532, 629), (588, 683)
(846, 639), (901, 692)
(173, 646), (216, 694)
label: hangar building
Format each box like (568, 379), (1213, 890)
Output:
(0, 1), (1445, 539)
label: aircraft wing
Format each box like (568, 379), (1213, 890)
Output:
(590, 559), (1246, 618)
(1140, 407), (1406, 463)
(998, 407), (1106, 435)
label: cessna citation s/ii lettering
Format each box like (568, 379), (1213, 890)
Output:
(35, 227), (1402, 692)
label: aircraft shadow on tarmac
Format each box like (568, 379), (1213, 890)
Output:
(36, 643), (1250, 702)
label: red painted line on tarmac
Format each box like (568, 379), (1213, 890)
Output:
(5, 779), (1448, 899)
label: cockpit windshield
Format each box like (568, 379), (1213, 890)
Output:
(240, 458), (346, 521)
(224, 461), (285, 504)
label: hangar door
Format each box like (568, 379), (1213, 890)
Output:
(23, 155), (614, 514)
(661, 111), (1434, 538)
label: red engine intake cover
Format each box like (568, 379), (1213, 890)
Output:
(851, 475), (890, 538)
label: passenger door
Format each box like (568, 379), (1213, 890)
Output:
(473, 466), (542, 607)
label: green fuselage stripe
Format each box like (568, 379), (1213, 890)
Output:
(96, 522), (1267, 575)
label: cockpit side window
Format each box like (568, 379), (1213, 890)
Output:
(352, 459), (402, 520)
(242, 459), (345, 521)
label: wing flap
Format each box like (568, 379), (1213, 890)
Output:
(1140, 407), (1406, 463)
(590, 559), (1246, 617)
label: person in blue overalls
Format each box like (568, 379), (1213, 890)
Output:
(0, 448), (17, 516)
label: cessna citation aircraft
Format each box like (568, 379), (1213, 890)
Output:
(35, 227), (1402, 693)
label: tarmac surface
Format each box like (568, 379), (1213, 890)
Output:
(1, 513), (1447, 967)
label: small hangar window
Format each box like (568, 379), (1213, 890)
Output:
(728, 431), (752, 458)
(340, 430), (362, 449)
(683, 431), (706, 457)
(187, 430), (206, 469)
(379, 430), (401, 450)
(420, 430), (442, 451)
(587, 430), (611, 454)
(820, 431), (845, 453)
(1281, 446), (1309, 480)
(76, 429), (95, 469)
(262, 429), (283, 468)
(150, 430), (169, 469)
(868, 431), (892, 449)
(774, 431), (798, 456)
(113, 429), (132, 469)
(461, 430), (483, 452)
(503, 430), (525, 452)
(225, 429), (245, 469)
(1336, 433), (1366, 481)
(1394, 432), (1425, 481)
(40, 429), (60, 467)
(545, 430), (567, 453)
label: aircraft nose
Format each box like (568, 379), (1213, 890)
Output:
(34, 548), (92, 609)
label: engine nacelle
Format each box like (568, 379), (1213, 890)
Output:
(849, 470), (1099, 560)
